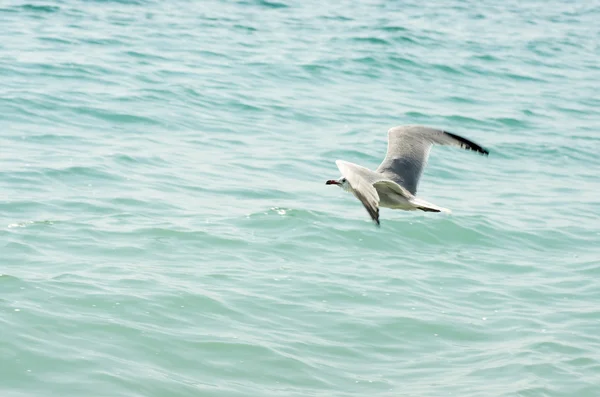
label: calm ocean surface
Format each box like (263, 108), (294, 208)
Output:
(1, 0), (599, 396)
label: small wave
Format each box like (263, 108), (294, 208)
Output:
(490, 117), (529, 127)
(432, 63), (463, 75)
(505, 72), (547, 83)
(473, 54), (499, 62)
(2, 241), (43, 255)
(319, 15), (353, 21)
(443, 114), (487, 126)
(233, 24), (258, 32)
(72, 106), (162, 126)
(43, 165), (125, 182)
(124, 51), (171, 62)
(16, 4), (60, 13)
(243, 0), (289, 9)
(389, 35), (419, 45)
(388, 56), (419, 68)
(351, 37), (390, 46)
(38, 36), (73, 45)
(404, 111), (429, 118)
(380, 26), (409, 33)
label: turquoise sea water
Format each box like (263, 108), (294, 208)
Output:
(1, 0), (600, 396)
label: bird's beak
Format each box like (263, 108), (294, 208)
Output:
(326, 180), (340, 185)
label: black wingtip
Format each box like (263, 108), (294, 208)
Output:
(355, 191), (381, 227)
(444, 130), (490, 156)
(368, 208), (380, 227)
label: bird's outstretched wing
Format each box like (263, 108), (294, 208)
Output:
(375, 125), (489, 195)
(335, 160), (384, 226)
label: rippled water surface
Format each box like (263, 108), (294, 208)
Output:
(1, 1), (600, 396)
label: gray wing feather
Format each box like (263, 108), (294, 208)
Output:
(335, 160), (382, 225)
(375, 125), (489, 195)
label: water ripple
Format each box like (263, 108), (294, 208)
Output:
(2, 0), (600, 396)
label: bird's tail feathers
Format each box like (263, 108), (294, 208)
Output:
(410, 197), (452, 214)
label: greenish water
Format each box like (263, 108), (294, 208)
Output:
(1, 0), (599, 396)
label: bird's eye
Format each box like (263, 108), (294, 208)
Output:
(341, 178), (346, 182)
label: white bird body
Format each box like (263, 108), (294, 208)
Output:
(326, 125), (489, 226)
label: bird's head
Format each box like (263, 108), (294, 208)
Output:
(326, 177), (350, 191)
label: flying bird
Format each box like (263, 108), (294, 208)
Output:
(326, 125), (489, 226)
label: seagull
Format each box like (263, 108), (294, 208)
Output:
(326, 125), (489, 226)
